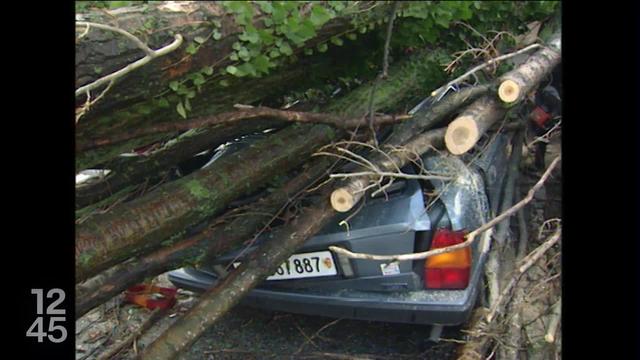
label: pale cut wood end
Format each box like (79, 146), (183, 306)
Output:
(498, 79), (521, 103)
(444, 116), (479, 155)
(330, 188), (355, 212)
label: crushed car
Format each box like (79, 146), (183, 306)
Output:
(167, 86), (520, 332)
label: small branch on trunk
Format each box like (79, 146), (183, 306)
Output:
(329, 156), (561, 261)
(75, 22), (183, 97)
(78, 108), (411, 151)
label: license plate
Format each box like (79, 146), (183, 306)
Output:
(233, 251), (337, 280)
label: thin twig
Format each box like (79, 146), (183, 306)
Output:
(329, 156), (561, 261)
(330, 171), (452, 181)
(75, 21), (183, 97)
(294, 319), (342, 355)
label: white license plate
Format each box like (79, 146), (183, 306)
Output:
(233, 251), (337, 280)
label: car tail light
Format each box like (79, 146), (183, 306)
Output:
(424, 228), (471, 289)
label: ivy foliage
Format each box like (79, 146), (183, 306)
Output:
(77, 1), (560, 119)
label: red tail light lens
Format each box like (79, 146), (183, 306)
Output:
(424, 228), (471, 289)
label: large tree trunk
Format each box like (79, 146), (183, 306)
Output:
(75, 157), (333, 318)
(75, 1), (396, 171)
(75, 123), (336, 283)
(75, 119), (283, 208)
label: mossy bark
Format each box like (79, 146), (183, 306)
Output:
(75, 157), (333, 318)
(76, 119), (283, 208)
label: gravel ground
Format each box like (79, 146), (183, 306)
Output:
(76, 274), (462, 360)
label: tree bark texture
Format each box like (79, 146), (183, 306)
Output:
(75, 157), (333, 318)
(497, 32), (561, 104)
(76, 119), (283, 208)
(139, 190), (336, 360)
(75, 2), (395, 171)
(76, 123), (336, 283)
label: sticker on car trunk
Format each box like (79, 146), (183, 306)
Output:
(380, 262), (401, 276)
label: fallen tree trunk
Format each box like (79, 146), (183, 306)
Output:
(329, 84), (491, 212)
(139, 190), (336, 360)
(330, 127), (446, 212)
(444, 96), (506, 155)
(75, 157), (333, 318)
(76, 119), (283, 208)
(79, 106), (411, 151)
(76, 123), (337, 283)
(76, 48), (454, 283)
(498, 33), (561, 104)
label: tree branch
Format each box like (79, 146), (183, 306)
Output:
(78, 108), (411, 151)
(75, 21), (184, 97)
(329, 156), (561, 261)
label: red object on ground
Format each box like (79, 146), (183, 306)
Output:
(530, 106), (552, 128)
(124, 284), (177, 310)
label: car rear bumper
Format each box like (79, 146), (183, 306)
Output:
(168, 268), (480, 325)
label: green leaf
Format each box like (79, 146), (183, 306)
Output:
(212, 20), (222, 28)
(230, 52), (239, 61)
(346, 32), (357, 41)
(250, 54), (272, 74)
(296, 19), (317, 41)
(202, 66), (214, 76)
(310, 5), (332, 26)
(304, 48), (313, 56)
(269, 49), (281, 58)
(193, 74), (206, 86)
(176, 101), (187, 119)
(186, 90), (196, 99)
(213, 30), (222, 40)
(330, 36), (343, 46)
(184, 98), (192, 111)
(238, 47), (250, 61)
(226, 65), (238, 75)
(194, 36), (206, 44)
(186, 43), (198, 55)
(169, 81), (180, 92)
(219, 79), (230, 87)
(317, 42), (328, 53)
(278, 41), (293, 56)
(232, 42), (242, 51)
(257, 1), (273, 14)
(157, 98), (170, 108)
(239, 25), (260, 43)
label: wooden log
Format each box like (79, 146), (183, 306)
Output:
(75, 158), (332, 318)
(444, 96), (506, 155)
(330, 127), (446, 212)
(139, 190), (336, 360)
(328, 84), (490, 213)
(75, 119), (282, 208)
(497, 33), (561, 104)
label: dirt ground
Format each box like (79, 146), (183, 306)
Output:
(76, 273), (462, 360)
